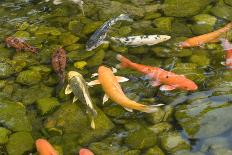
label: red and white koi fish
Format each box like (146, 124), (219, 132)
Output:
(79, 148), (94, 155)
(220, 38), (232, 70)
(116, 54), (198, 91)
(88, 66), (163, 113)
(35, 139), (58, 155)
(179, 22), (232, 48)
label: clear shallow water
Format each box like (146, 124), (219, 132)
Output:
(0, 0), (232, 155)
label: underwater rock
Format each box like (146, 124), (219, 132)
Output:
(174, 150), (204, 155)
(87, 50), (105, 67)
(6, 132), (34, 155)
(189, 51), (210, 67)
(13, 52), (39, 67)
(145, 107), (165, 124)
(0, 59), (15, 79)
(125, 128), (157, 149)
(192, 14), (217, 26)
(14, 31), (30, 39)
(160, 132), (190, 153)
(0, 127), (11, 144)
(44, 102), (114, 145)
(149, 122), (173, 135)
(67, 50), (95, 61)
(36, 97), (60, 115)
(59, 33), (79, 46)
(16, 70), (41, 85)
(152, 47), (192, 58)
(144, 146), (165, 155)
(82, 21), (103, 35)
(124, 150), (141, 155)
(224, 0), (232, 6)
(153, 17), (174, 32)
(162, 0), (212, 17)
(29, 65), (52, 78)
(210, 3), (232, 21)
(16, 22), (29, 31)
(190, 24), (214, 35)
(0, 100), (32, 132)
(175, 95), (232, 138)
(201, 137), (230, 152)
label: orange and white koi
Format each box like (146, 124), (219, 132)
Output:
(35, 139), (58, 155)
(116, 54), (198, 91)
(79, 148), (94, 155)
(179, 22), (232, 48)
(220, 38), (232, 70)
(88, 66), (163, 113)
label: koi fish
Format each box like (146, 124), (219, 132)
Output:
(111, 35), (171, 46)
(86, 14), (133, 51)
(179, 22), (232, 48)
(220, 38), (232, 70)
(88, 66), (163, 113)
(52, 48), (67, 86)
(116, 54), (198, 91)
(65, 71), (97, 129)
(5, 36), (38, 53)
(35, 139), (58, 155)
(45, 0), (84, 15)
(79, 148), (94, 155)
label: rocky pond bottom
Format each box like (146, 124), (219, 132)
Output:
(0, 0), (232, 155)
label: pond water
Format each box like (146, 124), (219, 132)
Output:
(0, 0), (232, 155)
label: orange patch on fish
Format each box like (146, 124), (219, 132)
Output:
(35, 139), (58, 155)
(79, 148), (94, 155)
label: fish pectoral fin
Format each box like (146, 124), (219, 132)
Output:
(160, 85), (176, 91)
(112, 67), (117, 73)
(153, 104), (165, 107)
(116, 76), (129, 83)
(87, 80), (101, 87)
(65, 84), (72, 94)
(150, 81), (161, 87)
(103, 94), (109, 105)
(91, 73), (98, 78)
(221, 62), (226, 66)
(124, 107), (133, 112)
(73, 96), (78, 103)
(53, 0), (62, 5)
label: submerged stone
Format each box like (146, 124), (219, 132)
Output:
(59, 33), (79, 46)
(16, 70), (41, 85)
(192, 14), (217, 26)
(87, 50), (105, 67)
(6, 132), (34, 155)
(0, 59), (15, 79)
(0, 127), (11, 144)
(124, 150), (141, 155)
(210, 3), (232, 21)
(36, 97), (60, 115)
(149, 122), (173, 134)
(0, 100), (32, 132)
(144, 146), (165, 155)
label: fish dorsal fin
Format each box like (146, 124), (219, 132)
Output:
(87, 80), (101, 87)
(103, 94), (109, 105)
(124, 107), (133, 112)
(116, 76), (129, 83)
(65, 84), (72, 94)
(73, 96), (78, 103)
(160, 85), (176, 91)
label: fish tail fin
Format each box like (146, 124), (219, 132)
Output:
(117, 14), (133, 22)
(220, 38), (232, 50)
(140, 104), (164, 113)
(116, 54), (132, 68)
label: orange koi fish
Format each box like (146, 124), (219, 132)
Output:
(88, 66), (162, 113)
(220, 38), (232, 70)
(116, 54), (198, 91)
(79, 148), (94, 155)
(5, 36), (38, 53)
(35, 139), (58, 155)
(179, 22), (232, 48)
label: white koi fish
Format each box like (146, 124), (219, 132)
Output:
(111, 35), (171, 46)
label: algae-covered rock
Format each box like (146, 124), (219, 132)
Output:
(149, 122), (173, 134)
(124, 150), (141, 155)
(210, 3), (232, 21)
(74, 61), (87, 69)
(224, 0), (232, 6)
(82, 21), (103, 35)
(36, 97), (60, 115)
(144, 146), (165, 155)
(192, 14), (217, 26)
(16, 70), (41, 85)
(87, 50), (105, 67)
(0, 100), (32, 132)
(189, 52), (210, 67)
(0, 127), (11, 144)
(190, 24), (214, 35)
(6, 132), (34, 155)
(145, 107), (165, 124)
(125, 128), (157, 149)
(59, 33), (79, 46)
(153, 17), (174, 32)
(0, 60), (15, 79)
(160, 132), (190, 153)
(16, 22), (29, 31)
(67, 50), (95, 61)
(14, 31), (30, 38)
(152, 46), (192, 58)
(163, 0), (212, 17)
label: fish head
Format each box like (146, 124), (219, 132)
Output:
(68, 71), (83, 80)
(98, 66), (112, 75)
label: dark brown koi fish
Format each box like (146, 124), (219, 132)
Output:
(5, 36), (38, 53)
(52, 48), (67, 87)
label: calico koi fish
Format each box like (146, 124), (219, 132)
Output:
(179, 22), (232, 48)
(52, 48), (67, 86)
(111, 35), (171, 46)
(86, 14), (133, 51)
(220, 38), (232, 70)
(88, 66), (163, 113)
(116, 54), (198, 91)
(45, 0), (84, 15)
(65, 71), (97, 129)
(5, 36), (38, 53)
(35, 139), (58, 155)
(79, 148), (94, 155)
